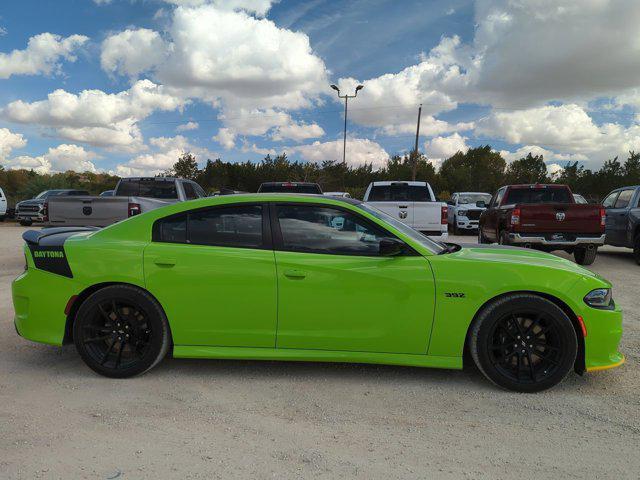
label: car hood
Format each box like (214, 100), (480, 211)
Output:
(451, 243), (603, 279)
(17, 199), (45, 207)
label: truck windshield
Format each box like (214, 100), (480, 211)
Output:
(368, 184), (431, 202)
(116, 180), (178, 199)
(358, 203), (445, 254)
(505, 188), (572, 204)
(458, 193), (491, 204)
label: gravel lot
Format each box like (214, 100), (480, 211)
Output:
(0, 222), (638, 479)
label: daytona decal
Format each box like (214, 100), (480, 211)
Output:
(28, 246), (73, 278)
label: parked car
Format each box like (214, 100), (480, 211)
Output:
(447, 192), (492, 235)
(602, 186), (640, 264)
(324, 191), (351, 198)
(257, 182), (322, 194)
(0, 186), (7, 221)
(363, 181), (448, 240)
(16, 189), (90, 226)
(479, 184), (605, 265)
(13, 194), (623, 391)
(573, 194), (588, 204)
(46, 177), (207, 228)
(100, 190), (115, 197)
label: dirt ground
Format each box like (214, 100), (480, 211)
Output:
(0, 222), (638, 479)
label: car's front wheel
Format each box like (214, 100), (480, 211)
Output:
(73, 285), (170, 378)
(470, 294), (577, 392)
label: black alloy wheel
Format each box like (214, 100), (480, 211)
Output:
(470, 294), (577, 392)
(74, 285), (170, 378)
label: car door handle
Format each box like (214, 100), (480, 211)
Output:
(398, 205), (408, 209)
(284, 269), (306, 279)
(154, 258), (176, 267)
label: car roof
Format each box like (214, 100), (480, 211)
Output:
(506, 184), (569, 189)
(259, 181), (320, 186)
(226, 193), (361, 205)
(119, 177), (179, 181)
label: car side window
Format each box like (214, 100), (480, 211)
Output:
(602, 191), (619, 208)
(182, 182), (198, 200)
(614, 189), (633, 209)
(154, 205), (263, 248)
(276, 204), (390, 256)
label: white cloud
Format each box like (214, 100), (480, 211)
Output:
(292, 138), (389, 169)
(271, 122), (324, 142)
(0, 32), (88, 79)
(4, 144), (98, 174)
(424, 133), (469, 168)
(2, 79), (186, 151)
(499, 145), (587, 164)
(213, 128), (236, 149)
(161, 0), (275, 16)
(101, 28), (168, 78)
(0, 128), (27, 161)
(115, 135), (216, 176)
(176, 121), (199, 132)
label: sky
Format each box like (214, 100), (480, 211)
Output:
(2, 0), (640, 177)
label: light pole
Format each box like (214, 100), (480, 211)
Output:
(330, 84), (364, 165)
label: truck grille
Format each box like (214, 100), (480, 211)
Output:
(18, 205), (40, 213)
(465, 210), (482, 220)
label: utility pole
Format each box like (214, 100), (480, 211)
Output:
(411, 104), (422, 181)
(330, 84), (364, 165)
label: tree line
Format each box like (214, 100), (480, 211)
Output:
(2, 146), (640, 205)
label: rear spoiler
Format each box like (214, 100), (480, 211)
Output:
(22, 227), (100, 246)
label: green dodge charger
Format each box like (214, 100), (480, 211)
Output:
(12, 194), (624, 392)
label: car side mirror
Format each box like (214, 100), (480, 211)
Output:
(379, 237), (405, 256)
(476, 201), (486, 208)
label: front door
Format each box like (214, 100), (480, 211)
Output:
(272, 203), (435, 354)
(144, 204), (278, 347)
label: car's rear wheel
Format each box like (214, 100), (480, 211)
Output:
(574, 246), (597, 265)
(73, 285), (170, 378)
(634, 234), (640, 265)
(470, 294), (577, 392)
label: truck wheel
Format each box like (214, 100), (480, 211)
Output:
(19, 219), (32, 226)
(469, 293), (577, 392)
(499, 230), (510, 246)
(0, 215), (5, 222)
(453, 217), (460, 236)
(634, 235), (640, 265)
(574, 246), (597, 265)
(73, 285), (171, 378)
(478, 228), (489, 244)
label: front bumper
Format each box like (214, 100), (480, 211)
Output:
(581, 302), (624, 373)
(508, 233), (606, 247)
(455, 217), (479, 230)
(16, 212), (45, 222)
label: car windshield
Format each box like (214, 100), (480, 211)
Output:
(116, 179), (178, 199)
(368, 184), (432, 202)
(505, 187), (572, 204)
(259, 184), (322, 194)
(458, 194), (491, 205)
(35, 190), (67, 199)
(358, 203), (446, 254)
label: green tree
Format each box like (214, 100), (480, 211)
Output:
(504, 153), (548, 184)
(172, 152), (199, 179)
(439, 145), (506, 194)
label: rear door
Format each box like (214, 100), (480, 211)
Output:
(144, 203), (278, 347)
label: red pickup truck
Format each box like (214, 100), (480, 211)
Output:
(478, 184), (606, 265)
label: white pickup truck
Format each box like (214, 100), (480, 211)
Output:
(0, 186), (7, 221)
(363, 181), (448, 240)
(46, 177), (207, 227)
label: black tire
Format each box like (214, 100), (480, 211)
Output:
(499, 230), (510, 246)
(0, 215), (5, 222)
(478, 228), (488, 244)
(634, 235), (640, 266)
(469, 294), (577, 392)
(453, 217), (460, 236)
(19, 219), (32, 226)
(73, 285), (170, 378)
(574, 246), (597, 265)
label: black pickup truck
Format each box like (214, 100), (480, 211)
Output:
(602, 185), (640, 264)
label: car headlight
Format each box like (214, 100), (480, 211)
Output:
(458, 209), (467, 217)
(584, 288), (613, 308)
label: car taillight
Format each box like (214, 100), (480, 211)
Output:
(42, 201), (48, 222)
(600, 207), (606, 230)
(441, 205), (448, 224)
(128, 202), (141, 217)
(510, 207), (520, 226)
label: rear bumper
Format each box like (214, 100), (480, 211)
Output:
(508, 233), (605, 247)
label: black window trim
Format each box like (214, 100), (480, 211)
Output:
(152, 202), (273, 250)
(269, 201), (418, 257)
